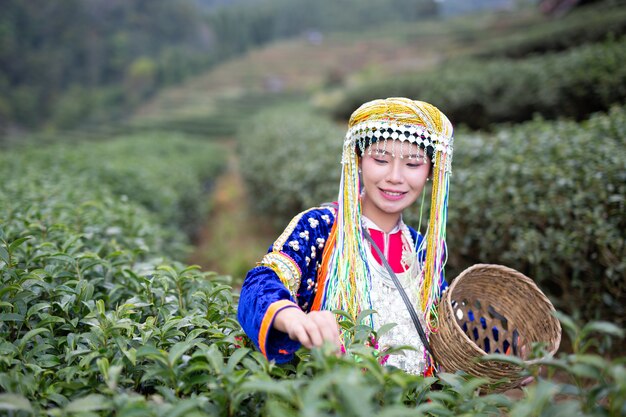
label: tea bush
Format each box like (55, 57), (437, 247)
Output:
(3, 134), (225, 244)
(238, 103), (344, 228)
(0, 134), (251, 415)
(331, 38), (626, 130)
(446, 106), (626, 326)
(473, 5), (626, 59)
(0, 178), (250, 414)
(81, 135), (225, 239)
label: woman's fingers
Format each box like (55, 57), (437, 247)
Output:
(302, 311), (340, 348)
(274, 308), (342, 349)
(302, 318), (325, 348)
(290, 321), (314, 348)
(313, 311), (342, 348)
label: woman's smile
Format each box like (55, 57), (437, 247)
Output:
(379, 188), (407, 201)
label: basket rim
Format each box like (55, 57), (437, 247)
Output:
(440, 263), (562, 360)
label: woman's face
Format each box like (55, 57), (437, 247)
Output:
(360, 141), (431, 226)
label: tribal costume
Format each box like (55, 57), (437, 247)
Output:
(238, 98), (454, 375)
(238, 206), (448, 373)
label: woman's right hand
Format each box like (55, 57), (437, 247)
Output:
(273, 307), (342, 350)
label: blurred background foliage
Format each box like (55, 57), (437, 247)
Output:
(1, 0), (211, 131)
(0, 0), (440, 135)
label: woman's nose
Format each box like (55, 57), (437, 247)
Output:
(386, 160), (404, 183)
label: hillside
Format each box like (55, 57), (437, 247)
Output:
(131, 10), (540, 133)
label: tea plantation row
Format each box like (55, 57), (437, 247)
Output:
(238, 105), (626, 327)
(331, 37), (626, 130)
(473, 4), (626, 59)
(0, 134), (228, 410)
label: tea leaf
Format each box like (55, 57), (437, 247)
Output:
(0, 393), (33, 412)
(226, 347), (250, 373)
(9, 236), (32, 252)
(65, 394), (112, 412)
(480, 353), (527, 368)
(137, 345), (168, 365)
(205, 345), (224, 374)
(168, 341), (195, 367)
(240, 379), (292, 399)
(18, 328), (51, 351)
(376, 322), (398, 339)
(0, 245), (9, 264)
(0, 313), (25, 322)
(165, 398), (206, 417)
(356, 308), (376, 324)
(581, 321), (624, 338)
(106, 365), (123, 391)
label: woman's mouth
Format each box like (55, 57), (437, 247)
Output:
(379, 188), (406, 201)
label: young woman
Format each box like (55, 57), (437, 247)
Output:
(238, 97), (453, 375)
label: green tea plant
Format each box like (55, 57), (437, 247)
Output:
(80, 135), (225, 239)
(0, 136), (252, 415)
(230, 312), (625, 417)
(482, 313), (625, 417)
(0, 132), (309, 416)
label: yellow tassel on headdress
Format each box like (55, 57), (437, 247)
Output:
(349, 98), (449, 136)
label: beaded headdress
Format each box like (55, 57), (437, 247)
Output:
(314, 97), (454, 345)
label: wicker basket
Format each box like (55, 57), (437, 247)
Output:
(430, 264), (561, 392)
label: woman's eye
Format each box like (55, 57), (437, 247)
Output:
(407, 162), (422, 168)
(373, 158), (388, 164)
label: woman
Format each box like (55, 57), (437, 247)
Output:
(238, 97), (453, 375)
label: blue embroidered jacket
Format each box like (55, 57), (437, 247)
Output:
(237, 205), (447, 363)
